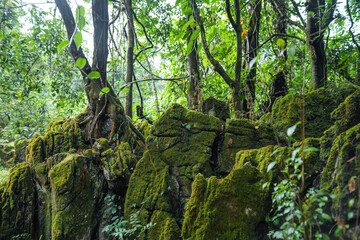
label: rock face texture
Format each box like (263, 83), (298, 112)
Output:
(1, 83), (360, 240)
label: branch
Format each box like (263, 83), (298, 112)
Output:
(55, 0), (92, 78)
(191, 0), (234, 87)
(346, 0), (360, 52)
(118, 76), (188, 90)
(289, 0), (305, 26)
(225, 0), (240, 32)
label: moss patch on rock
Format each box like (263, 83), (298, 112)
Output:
(0, 163), (36, 239)
(182, 163), (269, 240)
(320, 123), (360, 222)
(26, 118), (86, 165)
(271, 83), (359, 141)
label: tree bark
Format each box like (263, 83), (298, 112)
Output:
(243, 0), (261, 116)
(270, 0), (288, 108)
(55, 0), (138, 143)
(125, 0), (134, 118)
(305, 0), (337, 89)
(186, 15), (201, 111)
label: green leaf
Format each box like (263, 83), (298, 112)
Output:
(57, 40), (69, 53)
(99, 87), (110, 96)
(288, 46), (296, 58)
(186, 40), (194, 55)
(120, 88), (129, 95)
(74, 31), (82, 50)
(277, 38), (286, 48)
(190, 28), (201, 42)
(349, 198), (355, 207)
(267, 161), (277, 172)
(88, 71), (100, 79)
(76, 58), (86, 69)
(304, 147), (319, 152)
(78, 17), (85, 31)
(287, 124), (297, 137)
(321, 213), (332, 222)
(76, 6), (85, 20)
(183, 9), (193, 15)
(348, 212), (354, 220)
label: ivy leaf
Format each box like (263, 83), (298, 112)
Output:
(57, 40), (69, 53)
(277, 38), (286, 48)
(267, 161), (277, 172)
(78, 17), (85, 31)
(74, 31), (82, 50)
(76, 58), (86, 69)
(88, 71), (100, 79)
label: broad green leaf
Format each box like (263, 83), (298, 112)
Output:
(88, 71), (100, 79)
(76, 58), (86, 69)
(181, 18), (194, 31)
(288, 46), (296, 58)
(99, 87), (110, 96)
(78, 17), (85, 31)
(190, 28), (201, 42)
(304, 147), (319, 152)
(76, 6), (85, 20)
(74, 31), (82, 50)
(183, 9), (193, 15)
(267, 161), (277, 172)
(287, 124), (297, 137)
(57, 40), (69, 53)
(186, 40), (194, 55)
(120, 88), (129, 95)
(277, 38), (286, 48)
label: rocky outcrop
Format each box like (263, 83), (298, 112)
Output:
(1, 84), (360, 240)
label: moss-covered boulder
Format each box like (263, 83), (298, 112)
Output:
(321, 90), (360, 162)
(320, 123), (360, 223)
(182, 163), (269, 240)
(26, 118), (86, 165)
(124, 104), (222, 239)
(50, 154), (105, 240)
(271, 83), (359, 141)
(219, 119), (277, 174)
(0, 163), (36, 239)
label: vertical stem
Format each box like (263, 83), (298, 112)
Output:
(143, 49), (160, 113)
(125, 0), (134, 118)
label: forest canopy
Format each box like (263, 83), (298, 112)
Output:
(0, 0), (359, 138)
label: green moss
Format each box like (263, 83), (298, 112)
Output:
(50, 154), (105, 240)
(148, 210), (182, 240)
(93, 138), (110, 152)
(182, 163), (269, 240)
(0, 163), (35, 239)
(220, 118), (277, 174)
(271, 83), (359, 141)
(320, 123), (360, 221)
(26, 118), (85, 166)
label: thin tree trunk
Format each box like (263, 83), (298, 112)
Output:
(357, 51), (360, 85)
(308, 37), (327, 89)
(125, 0), (134, 118)
(270, 0), (288, 108)
(186, 15), (201, 111)
(243, 0), (261, 117)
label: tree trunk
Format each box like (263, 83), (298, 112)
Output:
(308, 37), (327, 89)
(55, 0), (142, 143)
(186, 15), (201, 111)
(305, 0), (336, 89)
(357, 51), (360, 85)
(125, 0), (135, 118)
(270, 0), (288, 109)
(243, 0), (261, 117)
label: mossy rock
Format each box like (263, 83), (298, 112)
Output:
(201, 96), (230, 121)
(320, 90), (360, 162)
(320, 123), (360, 222)
(0, 163), (36, 239)
(219, 119), (277, 174)
(50, 154), (105, 240)
(26, 118), (86, 165)
(0, 140), (15, 168)
(182, 163), (269, 240)
(125, 104), (222, 239)
(271, 83), (359, 141)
